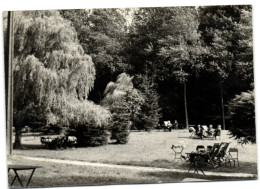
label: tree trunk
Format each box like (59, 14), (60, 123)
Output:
(184, 81), (189, 129)
(220, 84), (226, 130)
(14, 127), (22, 149)
(6, 11), (14, 155)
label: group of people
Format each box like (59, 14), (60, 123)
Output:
(190, 124), (222, 139)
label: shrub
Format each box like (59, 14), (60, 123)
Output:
(102, 73), (143, 144)
(74, 124), (108, 147)
(228, 90), (256, 144)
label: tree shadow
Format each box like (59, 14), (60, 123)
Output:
(138, 171), (256, 183)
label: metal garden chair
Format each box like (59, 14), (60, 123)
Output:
(171, 145), (184, 162)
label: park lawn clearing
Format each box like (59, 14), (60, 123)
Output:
(12, 130), (258, 175)
(7, 155), (256, 188)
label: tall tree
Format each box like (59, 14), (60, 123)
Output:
(60, 9), (129, 103)
(198, 5), (253, 129)
(157, 7), (207, 128)
(10, 11), (110, 148)
(135, 72), (161, 131)
(102, 73), (143, 143)
(128, 7), (207, 128)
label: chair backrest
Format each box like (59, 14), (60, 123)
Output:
(229, 148), (238, 158)
(196, 145), (205, 152)
(209, 143), (221, 156)
(164, 121), (171, 126)
(207, 145), (213, 151)
(201, 125), (208, 131)
(171, 145), (184, 152)
(218, 142), (231, 157)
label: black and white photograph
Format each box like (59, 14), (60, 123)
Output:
(1, 0), (259, 189)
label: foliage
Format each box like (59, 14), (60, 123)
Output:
(127, 7), (209, 126)
(228, 90), (255, 144)
(60, 9), (130, 103)
(102, 73), (143, 143)
(74, 124), (109, 147)
(233, 7), (253, 84)
(135, 73), (161, 131)
(11, 10), (110, 148)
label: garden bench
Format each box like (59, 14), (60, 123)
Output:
(40, 136), (77, 149)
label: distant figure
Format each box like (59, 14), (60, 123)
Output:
(173, 120), (178, 129)
(196, 125), (203, 139)
(208, 125), (215, 137)
(214, 125), (222, 140)
(164, 121), (172, 131)
(189, 127), (196, 138)
(196, 125), (201, 135)
(25, 126), (30, 133)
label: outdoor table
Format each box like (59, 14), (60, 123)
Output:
(8, 164), (42, 187)
(186, 152), (208, 174)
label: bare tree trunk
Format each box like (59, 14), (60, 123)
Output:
(220, 84), (226, 130)
(6, 11), (14, 155)
(14, 127), (22, 149)
(184, 81), (189, 129)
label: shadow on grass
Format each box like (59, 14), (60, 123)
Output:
(138, 171), (257, 183)
(117, 159), (258, 175)
(19, 144), (47, 150)
(177, 136), (216, 140)
(19, 144), (80, 150)
(8, 175), (158, 188)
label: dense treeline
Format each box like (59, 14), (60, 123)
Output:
(4, 5), (254, 147)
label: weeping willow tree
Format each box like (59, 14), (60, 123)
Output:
(102, 73), (143, 144)
(10, 10), (111, 148)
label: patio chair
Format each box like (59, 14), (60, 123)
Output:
(206, 142), (230, 167)
(206, 145), (213, 152)
(205, 143), (222, 167)
(216, 142), (231, 166)
(225, 148), (239, 167)
(171, 145), (184, 162)
(196, 145), (206, 153)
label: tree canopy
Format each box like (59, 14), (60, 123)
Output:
(4, 5), (255, 147)
(11, 10), (111, 147)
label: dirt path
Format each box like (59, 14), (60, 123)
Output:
(13, 155), (257, 178)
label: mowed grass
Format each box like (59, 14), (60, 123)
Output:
(7, 155), (255, 188)
(8, 130), (258, 187)
(13, 130), (258, 174)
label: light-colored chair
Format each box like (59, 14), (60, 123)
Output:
(225, 148), (239, 167)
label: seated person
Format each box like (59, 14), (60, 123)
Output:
(164, 121), (172, 131)
(196, 125), (201, 135)
(207, 125), (215, 136)
(189, 127), (196, 133)
(173, 120), (178, 129)
(214, 125), (222, 140)
(189, 126), (196, 138)
(196, 125), (204, 139)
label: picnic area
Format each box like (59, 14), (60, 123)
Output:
(7, 130), (257, 188)
(4, 5), (256, 188)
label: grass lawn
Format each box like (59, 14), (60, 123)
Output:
(8, 155), (255, 188)
(8, 130), (258, 187)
